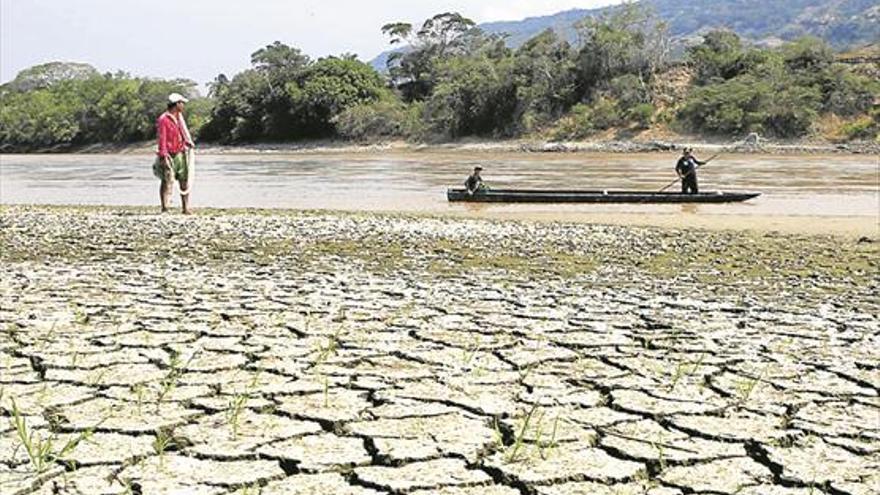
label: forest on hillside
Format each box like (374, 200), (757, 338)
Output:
(1, 5), (877, 151)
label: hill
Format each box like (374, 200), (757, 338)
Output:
(371, 0), (880, 70)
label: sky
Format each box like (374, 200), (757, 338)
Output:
(1, 0), (620, 89)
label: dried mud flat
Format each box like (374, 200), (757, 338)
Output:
(1, 206), (878, 495)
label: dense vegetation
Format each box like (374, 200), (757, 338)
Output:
(0, 62), (211, 151)
(1, 6), (877, 151)
(677, 33), (879, 139)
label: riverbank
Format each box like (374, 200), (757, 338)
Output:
(1, 206), (878, 494)
(24, 136), (880, 156)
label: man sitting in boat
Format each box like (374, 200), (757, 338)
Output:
(465, 166), (486, 195)
(675, 148), (705, 194)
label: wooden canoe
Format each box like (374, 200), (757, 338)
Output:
(447, 188), (761, 203)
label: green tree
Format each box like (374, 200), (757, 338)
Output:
(0, 65), (203, 150)
(5, 62), (99, 92)
(511, 30), (578, 132)
(288, 57), (393, 137)
(422, 55), (517, 138)
(0, 90), (80, 149)
(782, 37), (834, 72)
(574, 3), (669, 99)
(678, 73), (821, 138)
(333, 100), (409, 141)
(381, 12), (483, 101)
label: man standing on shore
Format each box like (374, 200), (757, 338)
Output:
(153, 93), (195, 213)
(675, 148), (705, 194)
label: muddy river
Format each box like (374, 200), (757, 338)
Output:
(1, 151), (877, 235)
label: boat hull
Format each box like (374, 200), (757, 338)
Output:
(447, 189), (761, 203)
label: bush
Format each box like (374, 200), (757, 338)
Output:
(333, 101), (406, 141)
(817, 67), (879, 116)
(550, 104), (595, 140)
(678, 74), (823, 138)
(782, 37), (834, 72)
(627, 103), (655, 129)
(605, 74), (649, 109)
(839, 111), (880, 141)
(590, 98), (622, 130)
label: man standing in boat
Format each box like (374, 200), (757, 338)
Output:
(465, 166), (486, 195)
(675, 148), (705, 194)
(154, 93), (195, 214)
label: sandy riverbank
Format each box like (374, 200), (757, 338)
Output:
(1, 206), (878, 494)
(444, 209), (879, 238)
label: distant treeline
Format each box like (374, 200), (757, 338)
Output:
(1, 5), (877, 151)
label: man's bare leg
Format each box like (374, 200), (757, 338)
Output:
(180, 179), (191, 214)
(160, 179), (172, 212)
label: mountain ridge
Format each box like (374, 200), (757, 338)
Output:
(370, 0), (880, 70)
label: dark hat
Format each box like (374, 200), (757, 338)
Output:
(474, 166), (483, 171)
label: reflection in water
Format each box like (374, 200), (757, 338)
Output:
(680, 204), (699, 215)
(1, 152), (878, 221)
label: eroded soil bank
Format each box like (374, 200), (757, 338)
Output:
(1, 206), (878, 494)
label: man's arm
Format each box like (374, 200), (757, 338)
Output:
(157, 117), (173, 172)
(157, 116), (170, 158)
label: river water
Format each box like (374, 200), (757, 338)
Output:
(1, 151), (878, 234)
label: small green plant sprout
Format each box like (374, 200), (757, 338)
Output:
(121, 479), (136, 495)
(667, 361), (688, 391)
(226, 393), (249, 440)
(4, 322), (19, 337)
(666, 352), (707, 391)
(690, 352), (707, 375)
(735, 365), (768, 402)
(87, 369), (108, 387)
(156, 347), (200, 405)
(70, 304), (90, 325)
(530, 409), (547, 458)
(460, 334), (481, 368)
(303, 309), (313, 333)
(131, 383), (146, 414)
(651, 433), (667, 471)
(152, 428), (176, 468)
(505, 404), (539, 463)
(313, 325), (343, 366)
(491, 417), (505, 448)
(34, 384), (50, 406)
(226, 372), (261, 439)
(239, 485), (259, 495)
(10, 398), (91, 473)
(36, 321), (58, 351)
(518, 362), (537, 382)
(538, 414), (561, 460)
(383, 302), (415, 326)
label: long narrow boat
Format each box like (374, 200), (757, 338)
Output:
(447, 188), (760, 203)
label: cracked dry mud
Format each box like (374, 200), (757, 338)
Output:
(1, 206), (878, 495)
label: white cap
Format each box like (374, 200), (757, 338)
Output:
(168, 93), (189, 104)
